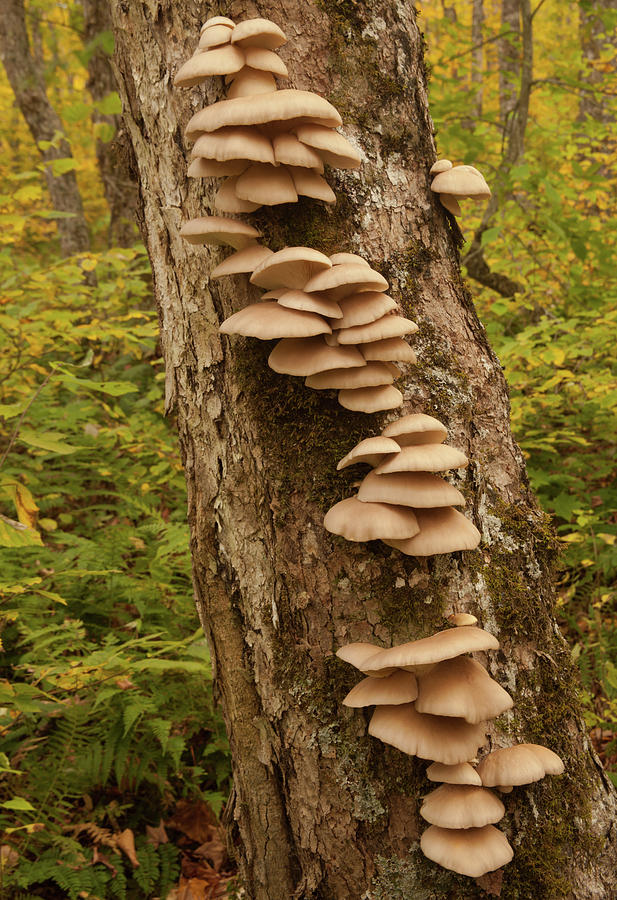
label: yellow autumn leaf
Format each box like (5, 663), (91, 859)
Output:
(13, 483), (39, 529)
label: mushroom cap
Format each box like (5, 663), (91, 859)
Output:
(304, 263), (388, 300)
(198, 24), (234, 49)
(343, 670), (418, 707)
(187, 157), (250, 177)
(287, 167), (336, 203)
(201, 16), (235, 31)
(337, 314), (418, 344)
(338, 384), (403, 413)
(174, 45), (245, 87)
(335, 291), (398, 329)
(430, 164), (491, 198)
(307, 361), (395, 390)
(329, 253), (370, 267)
(268, 336), (365, 375)
(360, 626), (499, 673)
(230, 17), (287, 49)
(386, 507), (481, 556)
(235, 163), (298, 205)
(426, 761), (482, 786)
(416, 657), (514, 724)
(336, 642), (398, 678)
(476, 744), (564, 787)
(227, 68), (278, 99)
(278, 290), (342, 318)
(420, 784), (505, 829)
(374, 443), (468, 475)
(294, 123), (362, 169)
(382, 413), (448, 447)
(358, 470), (465, 509)
(191, 127), (275, 164)
(336, 436), (402, 471)
(214, 176), (261, 213)
(251, 247), (332, 289)
(242, 46), (289, 77)
(439, 193), (462, 216)
(429, 158), (453, 174)
(448, 613), (479, 627)
(210, 244), (273, 278)
(179, 216), (260, 248)
(360, 337), (417, 363)
(420, 825), (513, 877)
(186, 90), (341, 138)
(273, 133), (324, 170)
(369, 703), (487, 764)
(219, 302), (331, 339)
(324, 496), (420, 542)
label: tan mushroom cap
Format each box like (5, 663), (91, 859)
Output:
(426, 761), (482, 786)
(294, 123), (362, 169)
(230, 17), (287, 50)
(420, 825), (513, 877)
(382, 413), (448, 447)
(268, 336), (365, 375)
(242, 46), (289, 77)
(227, 68), (277, 99)
(220, 302), (330, 339)
(198, 24), (234, 49)
(330, 253), (370, 267)
(358, 470), (465, 509)
(386, 507), (481, 556)
(360, 626), (499, 673)
(429, 159), (453, 175)
(307, 361), (395, 391)
(278, 290), (342, 318)
(186, 90), (341, 138)
(335, 292), (398, 329)
(251, 247), (332, 290)
(215, 176), (261, 213)
(430, 164), (491, 198)
(180, 216), (260, 248)
(324, 496), (419, 542)
(338, 384), (403, 413)
(448, 613), (479, 627)
(337, 314), (418, 345)
(211, 244), (273, 278)
(187, 158), (250, 177)
(288, 167), (336, 203)
(174, 45), (245, 87)
(476, 744), (564, 788)
(360, 337), (417, 363)
(369, 704), (487, 765)
(439, 194), (462, 216)
(191, 127), (275, 164)
(421, 784), (505, 829)
(343, 670), (418, 707)
(336, 436), (402, 471)
(416, 657), (513, 724)
(273, 133), (324, 170)
(201, 16), (235, 31)
(304, 263), (388, 300)
(375, 443), (468, 475)
(336, 642), (398, 678)
(235, 163), (298, 205)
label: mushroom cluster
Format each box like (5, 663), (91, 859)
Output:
(174, 16), (361, 213)
(324, 413), (481, 553)
(217, 246), (419, 412)
(337, 619), (564, 878)
(430, 160), (491, 217)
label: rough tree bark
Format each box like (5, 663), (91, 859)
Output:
(0, 0), (90, 256)
(109, 2), (617, 898)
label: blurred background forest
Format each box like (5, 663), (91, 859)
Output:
(0, 0), (615, 896)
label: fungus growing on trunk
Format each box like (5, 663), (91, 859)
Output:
(430, 163), (491, 218)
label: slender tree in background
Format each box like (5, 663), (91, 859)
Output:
(0, 0), (90, 256)
(109, 1), (617, 898)
(471, 0), (484, 116)
(499, 0), (520, 122)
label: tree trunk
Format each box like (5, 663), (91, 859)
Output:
(108, 2), (617, 898)
(499, 0), (520, 123)
(0, 0), (90, 256)
(578, 0), (617, 123)
(471, 0), (484, 117)
(81, 0), (138, 246)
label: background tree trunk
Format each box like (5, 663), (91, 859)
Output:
(0, 0), (90, 256)
(109, 1), (617, 898)
(499, 0), (520, 123)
